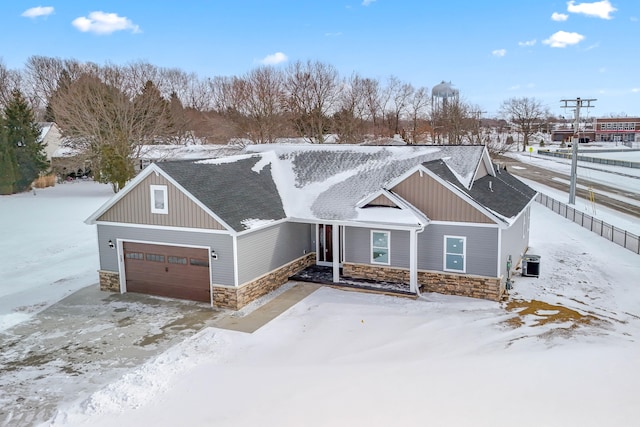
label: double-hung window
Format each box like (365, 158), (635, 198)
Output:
(150, 185), (168, 214)
(444, 236), (465, 273)
(371, 230), (390, 265)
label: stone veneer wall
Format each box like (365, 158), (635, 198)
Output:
(342, 262), (504, 302)
(99, 270), (121, 292)
(212, 252), (316, 310)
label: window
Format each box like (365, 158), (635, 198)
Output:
(125, 252), (144, 260)
(444, 236), (466, 273)
(150, 185), (168, 214)
(145, 253), (165, 262)
(371, 230), (390, 265)
(168, 256), (187, 265)
(190, 258), (209, 267)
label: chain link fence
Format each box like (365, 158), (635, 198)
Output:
(536, 193), (640, 255)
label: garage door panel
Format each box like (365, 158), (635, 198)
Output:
(123, 242), (210, 303)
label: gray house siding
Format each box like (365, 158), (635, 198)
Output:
(97, 224), (235, 286)
(344, 227), (410, 268)
(418, 224), (499, 277)
(97, 172), (227, 230)
(500, 207), (530, 276)
(236, 222), (313, 285)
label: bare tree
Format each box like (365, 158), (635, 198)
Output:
(499, 97), (549, 151)
(406, 86), (430, 144)
(386, 77), (414, 138)
(0, 60), (22, 109)
(23, 56), (65, 111)
(52, 74), (176, 192)
(239, 66), (288, 144)
(361, 77), (382, 136)
(332, 73), (369, 143)
(284, 60), (339, 143)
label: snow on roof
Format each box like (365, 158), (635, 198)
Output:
(139, 144), (243, 161)
(243, 144), (487, 225)
(355, 206), (424, 226)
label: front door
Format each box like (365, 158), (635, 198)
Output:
(317, 224), (343, 266)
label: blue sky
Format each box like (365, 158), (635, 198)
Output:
(2, 0), (638, 117)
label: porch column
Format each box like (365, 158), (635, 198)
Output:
(332, 224), (340, 283)
(409, 228), (418, 293)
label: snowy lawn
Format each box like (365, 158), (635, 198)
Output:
(0, 180), (113, 331)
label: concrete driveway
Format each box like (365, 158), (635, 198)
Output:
(0, 285), (224, 427)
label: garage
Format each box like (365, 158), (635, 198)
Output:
(123, 242), (211, 302)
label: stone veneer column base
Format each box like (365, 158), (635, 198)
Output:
(99, 270), (121, 292)
(212, 252), (316, 310)
(342, 262), (504, 302)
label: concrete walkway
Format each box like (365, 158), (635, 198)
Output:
(212, 282), (321, 333)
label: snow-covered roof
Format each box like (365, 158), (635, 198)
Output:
(89, 143), (535, 232)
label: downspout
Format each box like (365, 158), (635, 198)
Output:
(412, 222), (426, 297)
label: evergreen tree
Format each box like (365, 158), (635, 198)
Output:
(3, 89), (48, 192)
(0, 126), (17, 195)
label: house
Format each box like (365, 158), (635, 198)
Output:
(85, 144), (537, 309)
(39, 122), (64, 162)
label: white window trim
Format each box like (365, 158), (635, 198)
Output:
(150, 184), (168, 214)
(371, 230), (390, 265)
(443, 235), (466, 273)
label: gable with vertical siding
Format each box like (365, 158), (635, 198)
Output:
(391, 171), (494, 224)
(97, 172), (228, 230)
(365, 193), (399, 208)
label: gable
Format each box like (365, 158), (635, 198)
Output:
(157, 157), (286, 232)
(97, 172), (228, 230)
(474, 157), (490, 181)
(364, 193), (399, 208)
(391, 171), (494, 224)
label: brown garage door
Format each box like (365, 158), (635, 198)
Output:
(123, 242), (211, 302)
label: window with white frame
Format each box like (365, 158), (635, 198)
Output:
(371, 230), (390, 265)
(150, 185), (168, 214)
(444, 235), (466, 273)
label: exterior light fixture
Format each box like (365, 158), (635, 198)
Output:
(108, 240), (115, 249)
(211, 250), (218, 260)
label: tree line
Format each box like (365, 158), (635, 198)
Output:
(0, 55), (551, 193)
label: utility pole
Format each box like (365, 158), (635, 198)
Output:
(560, 97), (596, 205)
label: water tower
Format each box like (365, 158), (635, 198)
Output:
(431, 80), (459, 111)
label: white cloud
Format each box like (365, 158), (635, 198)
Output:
(492, 49), (506, 57)
(325, 32), (343, 37)
(567, 0), (617, 20)
(72, 11), (141, 35)
(362, 0), (376, 5)
(542, 30), (585, 48)
(260, 52), (288, 65)
(632, 88), (640, 93)
(518, 39), (536, 47)
(22, 6), (54, 18)
(551, 12), (569, 21)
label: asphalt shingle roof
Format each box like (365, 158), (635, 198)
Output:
(423, 160), (537, 222)
(157, 156), (286, 232)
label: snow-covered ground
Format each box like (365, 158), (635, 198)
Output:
(0, 147), (638, 427)
(0, 180), (113, 331)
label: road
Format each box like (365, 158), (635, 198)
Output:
(496, 155), (640, 219)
